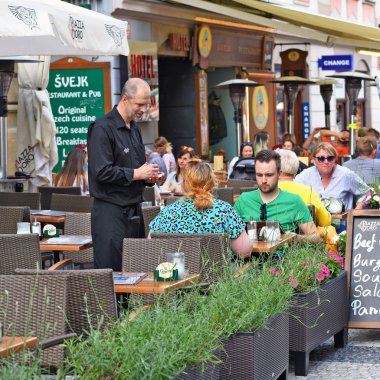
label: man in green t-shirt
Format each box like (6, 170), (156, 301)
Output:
(234, 149), (320, 241)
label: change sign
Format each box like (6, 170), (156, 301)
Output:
(47, 57), (110, 171)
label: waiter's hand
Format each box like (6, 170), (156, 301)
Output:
(133, 163), (159, 181)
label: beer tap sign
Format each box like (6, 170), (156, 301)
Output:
(327, 71), (374, 155)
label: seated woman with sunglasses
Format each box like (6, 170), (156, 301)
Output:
(295, 142), (369, 210)
(149, 159), (252, 258)
(227, 141), (254, 179)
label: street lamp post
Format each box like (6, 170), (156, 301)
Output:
(271, 76), (315, 135)
(215, 79), (259, 155)
(327, 71), (374, 155)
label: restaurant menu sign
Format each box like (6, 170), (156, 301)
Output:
(48, 57), (110, 171)
(346, 209), (380, 328)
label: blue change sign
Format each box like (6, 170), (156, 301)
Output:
(318, 55), (353, 71)
(302, 102), (310, 141)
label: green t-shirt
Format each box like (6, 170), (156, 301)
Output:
(234, 189), (312, 233)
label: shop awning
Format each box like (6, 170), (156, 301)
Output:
(171, 0), (380, 51)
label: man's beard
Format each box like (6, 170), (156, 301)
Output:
(258, 179), (279, 194)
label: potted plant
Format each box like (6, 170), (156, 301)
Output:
(270, 241), (348, 376)
(361, 183), (380, 209)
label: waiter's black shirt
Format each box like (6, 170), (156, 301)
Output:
(87, 106), (146, 207)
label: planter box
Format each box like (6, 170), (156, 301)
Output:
(289, 270), (348, 376)
(175, 354), (220, 380)
(220, 312), (289, 380)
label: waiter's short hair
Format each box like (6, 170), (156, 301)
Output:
(122, 78), (150, 98)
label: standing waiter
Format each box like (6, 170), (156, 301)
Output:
(87, 78), (159, 271)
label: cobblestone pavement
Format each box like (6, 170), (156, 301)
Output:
(288, 329), (380, 379)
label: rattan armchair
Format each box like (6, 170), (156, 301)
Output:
(165, 196), (180, 206)
(50, 194), (94, 213)
(0, 234), (72, 275)
(227, 179), (258, 195)
(0, 274), (71, 368)
(62, 212), (93, 266)
(0, 206), (30, 234)
(38, 186), (81, 209)
(150, 233), (230, 283)
(15, 269), (117, 335)
(142, 205), (161, 237)
(215, 187), (234, 205)
(0, 191), (41, 210)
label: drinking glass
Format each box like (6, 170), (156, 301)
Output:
(166, 252), (185, 279)
(246, 220), (257, 242)
(265, 220), (281, 242)
(31, 221), (42, 237)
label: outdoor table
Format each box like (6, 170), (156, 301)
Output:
(251, 232), (296, 253)
(114, 272), (200, 295)
(31, 210), (66, 224)
(40, 235), (93, 263)
(0, 336), (38, 358)
(331, 211), (348, 220)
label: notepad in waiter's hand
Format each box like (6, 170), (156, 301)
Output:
(113, 273), (147, 285)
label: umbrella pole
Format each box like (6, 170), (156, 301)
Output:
(0, 116), (7, 179)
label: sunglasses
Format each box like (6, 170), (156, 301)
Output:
(242, 142), (253, 147)
(316, 155), (335, 163)
(260, 203), (267, 221)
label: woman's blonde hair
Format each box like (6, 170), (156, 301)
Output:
(183, 159), (215, 210)
(312, 142), (337, 157)
(154, 136), (173, 153)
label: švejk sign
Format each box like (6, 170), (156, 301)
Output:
(318, 55), (353, 71)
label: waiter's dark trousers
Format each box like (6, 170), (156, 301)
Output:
(91, 198), (145, 271)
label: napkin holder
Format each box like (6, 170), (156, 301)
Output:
(154, 262), (179, 281)
(42, 224), (60, 238)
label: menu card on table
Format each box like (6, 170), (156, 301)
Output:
(113, 273), (147, 285)
(42, 236), (92, 245)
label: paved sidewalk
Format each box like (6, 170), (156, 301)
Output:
(288, 329), (380, 379)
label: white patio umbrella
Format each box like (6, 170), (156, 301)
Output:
(0, 0), (129, 185)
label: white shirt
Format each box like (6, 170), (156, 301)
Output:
(295, 165), (369, 210)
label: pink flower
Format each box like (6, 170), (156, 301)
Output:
(321, 264), (330, 276)
(289, 278), (299, 287)
(269, 267), (276, 274)
(275, 271), (282, 276)
(316, 272), (325, 281)
(364, 200), (371, 205)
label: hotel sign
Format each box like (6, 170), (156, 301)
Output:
(318, 54), (353, 71)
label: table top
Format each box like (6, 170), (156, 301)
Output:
(114, 272), (200, 294)
(31, 210), (66, 224)
(40, 235), (93, 251)
(251, 233), (296, 253)
(331, 212), (348, 220)
(0, 336), (38, 358)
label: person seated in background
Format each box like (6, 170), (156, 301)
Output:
(162, 146), (195, 194)
(149, 159), (252, 258)
(154, 136), (176, 175)
(273, 132), (303, 155)
(234, 150), (320, 241)
(320, 129), (350, 157)
(277, 149), (331, 227)
(343, 136), (380, 185)
(366, 128), (380, 159)
(53, 145), (89, 195)
(227, 142), (254, 179)
(295, 143), (369, 211)
(253, 131), (269, 157)
(302, 127), (323, 152)
(145, 146), (167, 182)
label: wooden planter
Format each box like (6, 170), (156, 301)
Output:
(289, 270), (348, 376)
(220, 312), (289, 380)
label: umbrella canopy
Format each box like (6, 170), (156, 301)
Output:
(0, 0), (129, 56)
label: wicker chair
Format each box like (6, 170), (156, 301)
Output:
(38, 186), (81, 209)
(0, 191), (41, 210)
(142, 205), (161, 237)
(0, 206), (30, 234)
(150, 233), (230, 283)
(227, 179), (258, 195)
(50, 193), (94, 213)
(0, 234), (71, 275)
(62, 212), (93, 267)
(15, 269), (117, 335)
(143, 186), (156, 204)
(165, 196), (180, 206)
(0, 274), (70, 368)
(214, 187), (234, 206)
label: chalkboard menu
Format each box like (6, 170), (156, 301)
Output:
(346, 209), (380, 328)
(47, 57), (111, 171)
